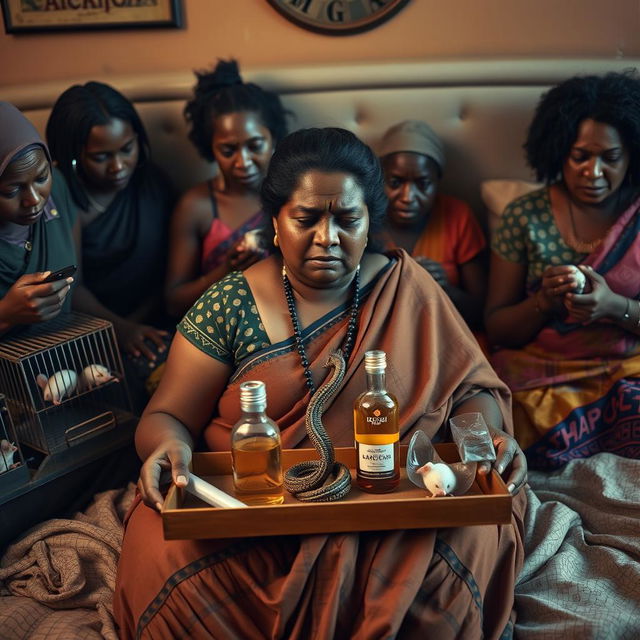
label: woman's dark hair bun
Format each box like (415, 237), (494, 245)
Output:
(193, 59), (243, 95)
(185, 58), (290, 162)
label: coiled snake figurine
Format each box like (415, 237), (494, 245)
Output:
(284, 350), (352, 502)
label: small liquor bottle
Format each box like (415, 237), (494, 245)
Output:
(231, 381), (284, 505)
(353, 350), (400, 493)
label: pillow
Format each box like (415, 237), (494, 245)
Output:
(481, 179), (543, 234)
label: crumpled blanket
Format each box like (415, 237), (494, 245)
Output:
(3, 454), (640, 640)
(515, 453), (640, 640)
(0, 483), (136, 640)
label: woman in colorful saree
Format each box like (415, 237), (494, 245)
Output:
(114, 128), (527, 640)
(486, 71), (640, 471)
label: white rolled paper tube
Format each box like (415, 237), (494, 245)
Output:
(186, 473), (248, 509)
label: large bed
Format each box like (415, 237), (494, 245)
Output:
(2, 59), (639, 639)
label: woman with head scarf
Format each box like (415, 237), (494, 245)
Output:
(379, 120), (487, 329)
(0, 102), (76, 336)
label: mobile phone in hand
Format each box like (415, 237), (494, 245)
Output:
(41, 264), (77, 283)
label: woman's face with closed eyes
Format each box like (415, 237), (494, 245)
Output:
(562, 118), (630, 207)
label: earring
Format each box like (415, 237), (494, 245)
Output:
(273, 233), (279, 247)
(71, 159), (77, 172)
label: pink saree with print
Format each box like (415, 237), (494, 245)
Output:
(491, 197), (640, 470)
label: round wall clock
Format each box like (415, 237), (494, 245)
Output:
(267, 0), (410, 36)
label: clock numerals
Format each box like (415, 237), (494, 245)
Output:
(270, 0), (409, 35)
(287, 0), (313, 13)
(286, 0), (345, 22)
(327, 0), (345, 23)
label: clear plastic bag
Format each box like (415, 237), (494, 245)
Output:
(448, 412), (496, 463)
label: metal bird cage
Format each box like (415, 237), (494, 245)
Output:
(0, 312), (133, 457)
(0, 393), (30, 497)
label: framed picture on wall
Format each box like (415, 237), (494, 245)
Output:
(2, 0), (183, 34)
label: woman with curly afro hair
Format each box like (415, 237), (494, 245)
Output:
(486, 70), (640, 470)
(165, 59), (290, 318)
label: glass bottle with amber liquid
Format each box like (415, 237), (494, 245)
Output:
(231, 380), (284, 505)
(353, 350), (400, 493)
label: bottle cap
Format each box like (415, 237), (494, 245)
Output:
(364, 350), (386, 373)
(239, 380), (267, 412)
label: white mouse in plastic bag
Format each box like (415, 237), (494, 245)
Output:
(415, 461), (458, 497)
(406, 430), (477, 497)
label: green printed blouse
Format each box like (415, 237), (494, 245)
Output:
(178, 271), (271, 366)
(491, 187), (586, 289)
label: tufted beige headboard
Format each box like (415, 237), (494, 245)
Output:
(5, 58), (639, 215)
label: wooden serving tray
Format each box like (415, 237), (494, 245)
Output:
(162, 444), (512, 540)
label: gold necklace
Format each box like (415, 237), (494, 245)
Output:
(566, 198), (606, 254)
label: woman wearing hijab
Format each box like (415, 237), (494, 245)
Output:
(378, 120), (487, 329)
(0, 102), (76, 335)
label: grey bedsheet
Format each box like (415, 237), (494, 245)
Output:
(515, 453), (640, 640)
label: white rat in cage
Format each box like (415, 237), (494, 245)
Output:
(0, 439), (18, 473)
(36, 369), (78, 405)
(416, 462), (458, 497)
(78, 364), (116, 391)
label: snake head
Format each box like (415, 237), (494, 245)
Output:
(325, 350), (345, 369)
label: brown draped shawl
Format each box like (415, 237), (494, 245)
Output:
(114, 251), (526, 640)
(205, 250), (513, 451)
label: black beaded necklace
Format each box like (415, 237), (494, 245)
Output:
(282, 264), (360, 395)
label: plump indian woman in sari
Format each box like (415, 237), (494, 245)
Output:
(164, 59), (289, 318)
(115, 128), (527, 640)
(486, 72), (640, 470)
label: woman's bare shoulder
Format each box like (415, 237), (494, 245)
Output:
(243, 255), (281, 291)
(172, 181), (215, 232)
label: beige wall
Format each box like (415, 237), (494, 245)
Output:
(1, 0), (638, 87)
